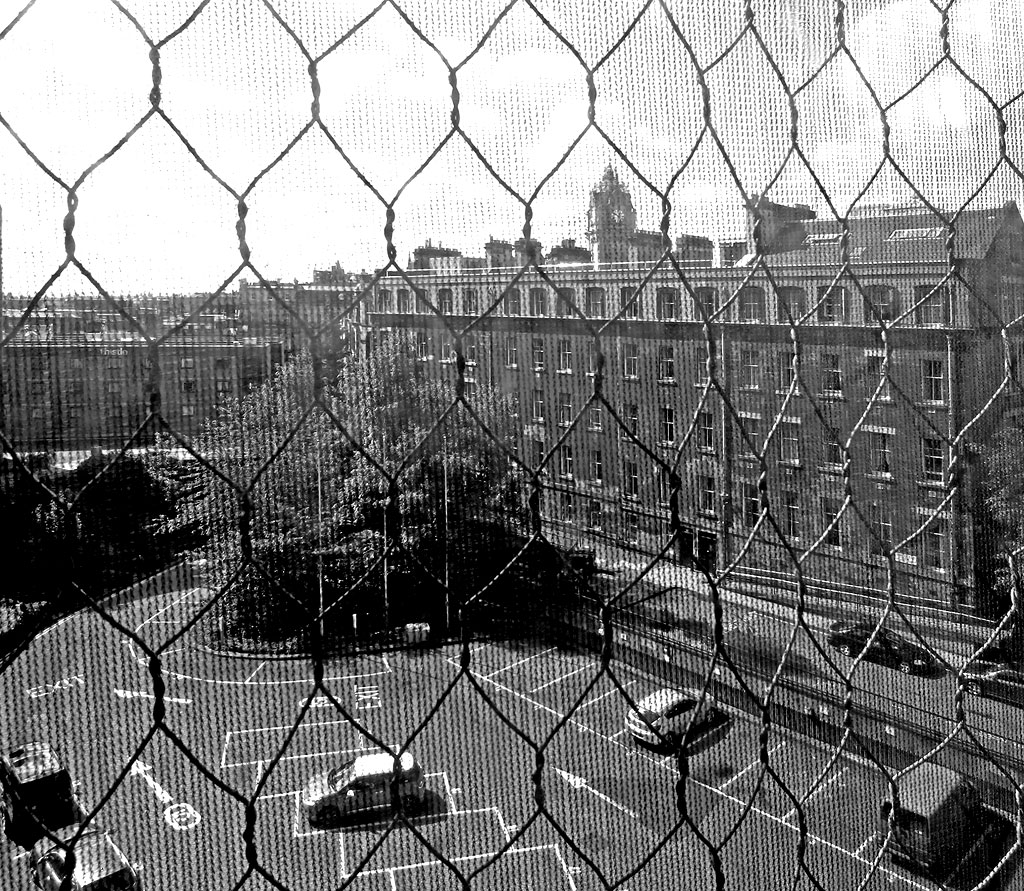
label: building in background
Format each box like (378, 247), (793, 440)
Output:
(365, 169), (1024, 616)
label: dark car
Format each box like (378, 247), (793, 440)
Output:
(1, 742), (84, 846)
(961, 660), (1024, 708)
(30, 824), (142, 890)
(827, 621), (937, 674)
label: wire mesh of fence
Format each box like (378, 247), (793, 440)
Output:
(1, 1), (1023, 889)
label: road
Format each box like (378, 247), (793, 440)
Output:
(0, 585), (1020, 890)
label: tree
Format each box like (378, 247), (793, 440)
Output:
(976, 425), (1024, 660)
(174, 335), (527, 646)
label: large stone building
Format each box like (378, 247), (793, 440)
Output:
(365, 168), (1024, 616)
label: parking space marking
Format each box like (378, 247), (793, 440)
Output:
(484, 647), (558, 679)
(854, 834), (878, 858)
(133, 588), (204, 633)
(222, 720), (370, 768)
(784, 766), (849, 822)
(242, 662), (266, 684)
(575, 682), (635, 711)
(717, 742), (787, 791)
(530, 664), (592, 693)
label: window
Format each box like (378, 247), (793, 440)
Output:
(374, 290), (391, 313)
(694, 287), (717, 319)
(587, 499), (603, 529)
(625, 512), (640, 543)
(660, 406), (676, 444)
(915, 284), (947, 326)
(742, 482), (760, 528)
(463, 290), (478, 315)
(698, 410), (715, 452)
(922, 359), (944, 403)
(658, 469), (673, 503)
(586, 341), (597, 375)
(866, 355), (891, 400)
(623, 342), (639, 378)
(558, 392), (573, 426)
(869, 431), (892, 475)
(215, 379), (233, 393)
(588, 404), (603, 431)
(822, 430), (844, 468)
(590, 449), (603, 484)
(558, 444), (574, 478)
(531, 439), (544, 469)
(657, 288), (678, 320)
(779, 421), (800, 463)
(465, 338), (478, 365)
(531, 389), (544, 422)
(822, 497), (842, 547)
(558, 339), (573, 373)
(556, 287), (575, 317)
(864, 284), (898, 322)
(179, 357), (195, 370)
(923, 517), (947, 570)
(529, 288), (548, 316)
(505, 337), (518, 368)
(699, 475), (716, 515)
(181, 379), (196, 393)
(503, 287), (522, 315)
(623, 403), (639, 437)
(586, 287), (606, 317)
(620, 286), (641, 319)
(737, 416), (761, 458)
(822, 353), (843, 394)
(106, 355), (123, 368)
(415, 332), (430, 359)
(818, 285), (847, 323)
(869, 502), (893, 555)
(778, 351), (796, 391)
(776, 286), (805, 323)
(181, 404), (196, 417)
(922, 437), (943, 482)
(107, 381), (122, 394)
(624, 460), (639, 498)
(558, 490), (574, 520)
(438, 289), (454, 315)
(396, 289), (411, 313)
(413, 288), (429, 313)
(739, 286), (765, 322)
(657, 346), (675, 381)
(532, 339), (545, 371)
(782, 491), (800, 537)
(740, 349), (760, 389)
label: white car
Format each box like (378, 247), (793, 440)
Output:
(302, 751), (426, 826)
(626, 687), (728, 753)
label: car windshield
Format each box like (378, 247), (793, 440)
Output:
(327, 765), (355, 791)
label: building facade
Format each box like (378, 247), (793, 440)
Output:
(364, 174), (1024, 615)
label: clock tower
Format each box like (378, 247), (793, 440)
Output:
(587, 165), (637, 265)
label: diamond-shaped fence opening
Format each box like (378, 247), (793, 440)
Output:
(1, 2), (1023, 890)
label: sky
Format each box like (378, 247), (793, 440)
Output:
(1, 0), (1023, 297)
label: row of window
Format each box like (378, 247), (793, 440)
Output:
(378, 283), (952, 325)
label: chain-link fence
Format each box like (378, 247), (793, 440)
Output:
(2, 1), (1023, 889)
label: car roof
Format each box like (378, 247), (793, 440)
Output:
(891, 763), (967, 815)
(352, 752), (416, 779)
(3, 742), (66, 783)
(32, 825), (129, 882)
(636, 688), (700, 713)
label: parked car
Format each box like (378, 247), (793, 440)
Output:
(30, 824), (142, 890)
(1, 742), (84, 845)
(961, 660), (1024, 708)
(625, 687), (730, 754)
(827, 621), (937, 674)
(302, 751), (426, 826)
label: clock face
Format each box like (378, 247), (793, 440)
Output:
(610, 207), (624, 224)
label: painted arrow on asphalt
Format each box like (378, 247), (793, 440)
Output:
(553, 768), (639, 819)
(114, 689), (191, 705)
(130, 760), (174, 805)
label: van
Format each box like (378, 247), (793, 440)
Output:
(879, 763), (983, 873)
(302, 751), (426, 826)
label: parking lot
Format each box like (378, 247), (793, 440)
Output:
(2, 588), (1018, 890)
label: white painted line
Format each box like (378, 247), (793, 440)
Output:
(530, 664), (592, 692)
(854, 834), (878, 859)
(609, 728), (629, 740)
(718, 742), (787, 790)
(132, 588), (201, 633)
(785, 766), (849, 821)
(242, 662), (266, 684)
(575, 682), (636, 711)
(549, 843), (580, 891)
(554, 768), (640, 820)
(251, 760), (264, 793)
(484, 647), (558, 679)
